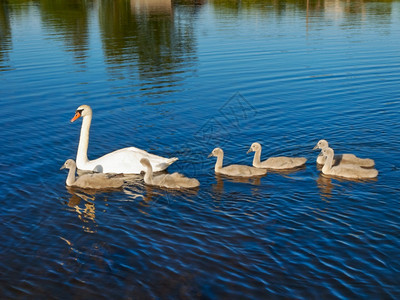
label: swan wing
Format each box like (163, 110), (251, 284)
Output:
(220, 164), (266, 177)
(318, 153), (375, 167)
(79, 147), (178, 174)
(152, 173), (199, 189)
(260, 157), (307, 169)
(327, 164), (378, 179)
(341, 154), (375, 167)
(74, 173), (124, 189)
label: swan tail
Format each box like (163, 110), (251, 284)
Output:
(168, 157), (179, 164)
(154, 157), (178, 172)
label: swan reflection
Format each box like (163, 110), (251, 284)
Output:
(213, 173), (262, 191)
(268, 165), (307, 176)
(131, 0), (172, 15)
(316, 174), (334, 200)
(65, 187), (101, 233)
(316, 172), (378, 201)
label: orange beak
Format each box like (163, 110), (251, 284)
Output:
(70, 111), (81, 122)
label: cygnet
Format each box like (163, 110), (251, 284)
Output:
(321, 147), (378, 179)
(313, 139), (375, 167)
(208, 147), (267, 177)
(247, 142), (307, 169)
(140, 158), (200, 189)
(60, 159), (125, 189)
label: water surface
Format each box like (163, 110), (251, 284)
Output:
(1, 0), (400, 298)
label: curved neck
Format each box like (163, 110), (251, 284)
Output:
(253, 148), (261, 167)
(76, 114), (91, 165)
(144, 165), (153, 184)
(322, 150), (334, 173)
(66, 166), (77, 186)
(214, 153), (224, 172)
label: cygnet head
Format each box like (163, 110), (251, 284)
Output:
(60, 159), (76, 170)
(247, 142), (261, 154)
(71, 104), (92, 122)
(321, 147), (334, 158)
(208, 147), (223, 158)
(313, 139), (329, 150)
(140, 158), (152, 168)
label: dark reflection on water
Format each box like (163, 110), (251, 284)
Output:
(1, 0), (400, 298)
(39, 0), (92, 65)
(0, 1), (11, 71)
(99, 0), (198, 95)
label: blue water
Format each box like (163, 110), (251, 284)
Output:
(1, 0), (400, 298)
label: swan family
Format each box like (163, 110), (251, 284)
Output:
(61, 105), (379, 189)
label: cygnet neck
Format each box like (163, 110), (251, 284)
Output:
(66, 165), (77, 186)
(214, 151), (224, 172)
(252, 147), (262, 167)
(322, 149), (334, 173)
(143, 163), (153, 184)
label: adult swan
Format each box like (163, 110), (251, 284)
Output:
(71, 105), (178, 174)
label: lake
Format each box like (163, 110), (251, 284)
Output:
(1, 0), (400, 298)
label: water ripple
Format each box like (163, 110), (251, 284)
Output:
(1, 0), (400, 298)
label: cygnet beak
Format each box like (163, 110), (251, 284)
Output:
(207, 153), (214, 158)
(246, 147), (253, 154)
(60, 165), (66, 170)
(312, 144), (319, 150)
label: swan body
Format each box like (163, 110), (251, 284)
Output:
(140, 158), (200, 189)
(313, 139), (375, 167)
(247, 142), (307, 169)
(321, 147), (378, 179)
(71, 105), (178, 174)
(60, 159), (125, 189)
(208, 147), (267, 177)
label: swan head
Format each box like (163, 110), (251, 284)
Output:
(321, 147), (334, 158)
(71, 105), (92, 122)
(208, 147), (223, 158)
(60, 159), (76, 170)
(313, 139), (329, 150)
(247, 142), (261, 154)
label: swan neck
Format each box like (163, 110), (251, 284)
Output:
(66, 166), (77, 186)
(253, 148), (261, 167)
(215, 153), (223, 172)
(76, 114), (91, 166)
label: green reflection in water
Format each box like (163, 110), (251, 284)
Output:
(0, 1), (11, 70)
(0, 0), (397, 76)
(98, 0), (197, 91)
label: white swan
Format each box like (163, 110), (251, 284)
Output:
(313, 139), (375, 167)
(71, 105), (178, 174)
(60, 159), (125, 189)
(140, 158), (200, 189)
(208, 147), (267, 177)
(247, 142), (307, 169)
(321, 147), (378, 179)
